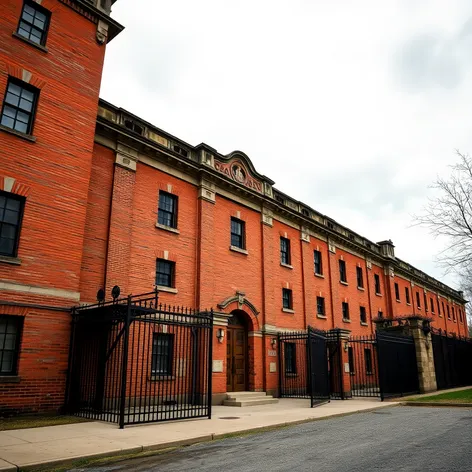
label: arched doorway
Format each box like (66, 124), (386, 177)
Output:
(226, 311), (249, 392)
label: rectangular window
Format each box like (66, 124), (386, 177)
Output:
(374, 274), (381, 294)
(157, 191), (178, 228)
(17, 0), (50, 46)
(364, 349), (373, 374)
(155, 259), (175, 288)
(282, 288), (293, 310)
(437, 299), (441, 315)
(0, 192), (25, 258)
(424, 293), (428, 312)
(342, 302), (350, 321)
(284, 342), (296, 374)
(452, 307), (456, 321)
(459, 309), (463, 323)
(416, 292), (421, 309)
(1, 78), (39, 135)
(339, 260), (347, 283)
(360, 306), (367, 324)
(430, 298), (434, 313)
(348, 347), (354, 374)
(280, 237), (291, 265)
(405, 287), (411, 304)
(314, 250), (323, 275)
(230, 217), (245, 249)
(356, 266), (364, 288)
(442, 302), (446, 316)
(394, 283), (400, 301)
(316, 296), (325, 316)
(151, 333), (174, 375)
(378, 310), (384, 319)
(0, 316), (22, 375)
(447, 305), (450, 319)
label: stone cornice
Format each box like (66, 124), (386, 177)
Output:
(94, 100), (466, 305)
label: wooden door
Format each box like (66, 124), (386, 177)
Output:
(226, 325), (247, 392)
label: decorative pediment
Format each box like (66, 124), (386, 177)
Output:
(217, 291), (260, 317)
(214, 151), (268, 194)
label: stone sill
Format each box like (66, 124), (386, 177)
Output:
(150, 375), (175, 381)
(406, 303), (411, 306)
(0, 376), (20, 383)
(360, 322), (369, 326)
(317, 314), (327, 319)
(0, 124), (36, 143)
(375, 292), (382, 297)
(285, 373), (298, 377)
(280, 262), (293, 269)
(340, 281), (348, 286)
(282, 308), (295, 314)
(314, 273), (324, 279)
(12, 31), (48, 53)
(396, 299), (401, 303)
(342, 318), (351, 323)
(230, 245), (248, 255)
(155, 222), (180, 234)
(0, 255), (21, 266)
(155, 285), (178, 294)
(357, 286), (365, 291)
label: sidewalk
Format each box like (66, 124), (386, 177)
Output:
(0, 398), (396, 471)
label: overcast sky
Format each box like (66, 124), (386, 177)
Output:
(100, 0), (472, 290)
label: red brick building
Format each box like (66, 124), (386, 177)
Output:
(0, 0), (468, 414)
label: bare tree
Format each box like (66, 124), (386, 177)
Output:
(415, 151), (472, 272)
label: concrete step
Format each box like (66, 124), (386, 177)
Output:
(223, 397), (279, 407)
(226, 392), (270, 400)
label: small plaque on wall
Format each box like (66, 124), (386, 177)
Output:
(268, 350), (277, 357)
(270, 362), (277, 373)
(212, 360), (223, 373)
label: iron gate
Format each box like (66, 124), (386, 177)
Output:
(348, 332), (419, 400)
(65, 290), (213, 428)
(278, 327), (330, 407)
(432, 329), (472, 390)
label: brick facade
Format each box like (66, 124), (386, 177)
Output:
(0, 0), (467, 414)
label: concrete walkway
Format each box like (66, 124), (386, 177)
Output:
(0, 399), (396, 471)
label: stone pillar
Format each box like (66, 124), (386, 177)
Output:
(407, 317), (437, 393)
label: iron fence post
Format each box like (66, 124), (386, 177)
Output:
(376, 334), (385, 401)
(119, 295), (132, 429)
(278, 333), (283, 398)
(307, 326), (314, 407)
(63, 308), (77, 414)
(337, 330), (345, 400)
(208, 309), (214, 419)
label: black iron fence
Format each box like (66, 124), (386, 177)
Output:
(278, 327), (330, 407)
(348, 335), (380, 398)
(432, 329), (472, 390)
(65, 290), (213, 428)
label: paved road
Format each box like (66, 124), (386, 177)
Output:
(73, 406), (472, 472)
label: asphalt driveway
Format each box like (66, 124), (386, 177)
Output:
(74, 406), (472, 472)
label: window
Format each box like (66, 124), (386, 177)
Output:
(342, 302), (350, 321)
(230, 217), (245, 249)
(17, 0), (50, 46)
(0, 316), (22, 375)
(317, 296), (325, 316)
(339, 260), (347, 283)
(1, 79), (38, 135)
(0, 192), (25, 257)
(430, 298), (435, 313)
(348, 347), (355, 374)
(314, 250), (323, 275)
(378, 310), (384, 319)
(437, 299), (441, 315)
(284, 342), (296, 374)
(155, 259), (175, 288)
(424, 293), (428, 312)
(405, 287), (411, 305)
(360, 306), (367, 324)
(282, 288), (293, 310)
(459, 309), (463, 323)
(356, 266), (364, 288)
(280, 237), (291, 265)
(394, 283), (400, 301)
(151, 333), (174, 375)
(447, 305), (450, 319)
(416, 292), (421, 309)
(442, 302), (445, 316)
(374, 274), (381, 294)
(364, 349), (373, 374)
(157, 191), (178, 228)
(452, 307), (456, 321)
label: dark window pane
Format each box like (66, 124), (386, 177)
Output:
(5, 92), (20, 107)
(0, 316), (21, 375)
(230, 218), (244, 249)
(155, 259), (174, 287)
(0, 192), (24, 257)
(151, 334), (174, 375)
(17, 1), (50, 46)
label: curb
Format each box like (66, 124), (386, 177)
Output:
(402, 401), (472, 408)
(5, 404), (397, 471)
